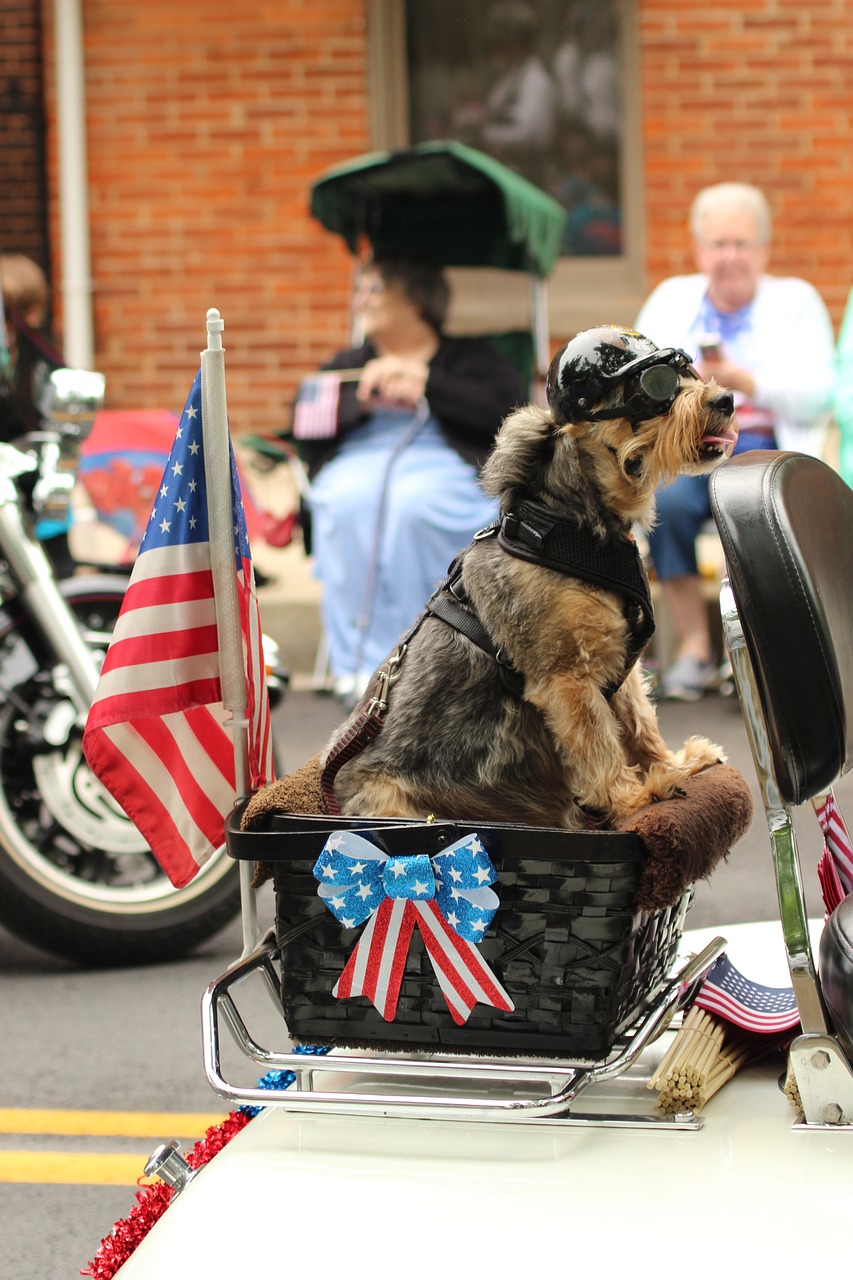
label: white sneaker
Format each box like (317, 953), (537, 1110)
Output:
(658, 654), (718, 702)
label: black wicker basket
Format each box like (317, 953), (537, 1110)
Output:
(226, 809), (692, 1059)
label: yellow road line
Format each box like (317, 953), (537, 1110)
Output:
(0, 1151), (152, 1186)
(0, 1108), (225, 1138)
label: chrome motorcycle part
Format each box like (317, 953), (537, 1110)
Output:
(37, 367), (105, 438)
(0, 495), (100, 709)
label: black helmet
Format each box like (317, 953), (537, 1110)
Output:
(546, 325), (697, 427)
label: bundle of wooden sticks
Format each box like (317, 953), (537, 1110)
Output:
(647, 1005), (753, 1115)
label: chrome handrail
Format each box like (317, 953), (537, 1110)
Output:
(719, 578), (853, 1126)
(719, 580), (829, 1035)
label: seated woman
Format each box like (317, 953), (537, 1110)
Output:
(291, 255), (527, 702)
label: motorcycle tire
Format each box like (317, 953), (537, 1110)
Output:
(0, 577), (243, 966)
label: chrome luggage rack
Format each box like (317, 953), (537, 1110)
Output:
(201, 931), (725, 1130)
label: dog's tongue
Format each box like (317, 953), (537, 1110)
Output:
(701, 423), (739, 449)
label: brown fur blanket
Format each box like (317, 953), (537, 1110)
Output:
(243, 757), (753, 914)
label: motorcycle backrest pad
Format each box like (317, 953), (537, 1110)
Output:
(709, 451), (853, 806)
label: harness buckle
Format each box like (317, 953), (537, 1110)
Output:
(502, 510), (548, 552)
(448, 572), (467, 602)
(473, 522), (499, 541)
(366, 645), (407, 718)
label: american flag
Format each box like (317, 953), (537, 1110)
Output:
(694, 953), (800, 1035)
(82, 370), (274, 888)
(293, 372), (341, 440)
(814, 792), (853, 913)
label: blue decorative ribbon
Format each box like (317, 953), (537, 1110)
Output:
(312, 829), (501, 942)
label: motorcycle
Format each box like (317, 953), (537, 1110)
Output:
(0, 368), (263, 966)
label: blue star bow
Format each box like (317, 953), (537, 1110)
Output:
(312, 829), (500, 942)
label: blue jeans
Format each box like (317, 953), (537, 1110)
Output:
(309, 410), (498, 684)
(647, 431), (776, 580)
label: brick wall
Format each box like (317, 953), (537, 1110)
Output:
(639, 0), (853, 320)
(0, 0), (49, 272)
(35, 0), (853, 435)
(42, 1), (369, 433)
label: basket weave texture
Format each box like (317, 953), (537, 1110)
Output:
(230, 811), (691, 1058)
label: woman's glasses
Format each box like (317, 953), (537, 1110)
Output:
(355, 279), (386, 298)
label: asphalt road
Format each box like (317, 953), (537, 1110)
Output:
(1, 684), (848, 1277)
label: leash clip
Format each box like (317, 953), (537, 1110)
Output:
(366, 645), (407, 717)
(473, 522), (499, 541)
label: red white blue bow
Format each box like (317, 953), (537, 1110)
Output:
(313, 830), (515, 1025)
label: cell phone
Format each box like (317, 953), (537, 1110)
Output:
(697, 335), (722, 361)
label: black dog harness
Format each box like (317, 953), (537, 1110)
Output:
(426, 499), (656, 701)
(321, 502), (656, 812)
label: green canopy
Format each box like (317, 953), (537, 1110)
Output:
(309, 141), (566, 278)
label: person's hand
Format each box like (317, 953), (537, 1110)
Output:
(697, 354), (756, 400)
(357, 355), (429, 408)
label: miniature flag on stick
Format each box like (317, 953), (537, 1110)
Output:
(293, 371), (342, 440)
(693, 953), (800, 1035)
(82, 312), (274, 888)
(649, 952), (801, 1115)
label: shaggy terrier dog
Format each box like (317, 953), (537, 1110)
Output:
(325, 326), (738, 830)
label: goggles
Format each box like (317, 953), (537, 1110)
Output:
(585, 348), (698, 426)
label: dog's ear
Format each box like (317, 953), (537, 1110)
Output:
(481, 404), (557, 503)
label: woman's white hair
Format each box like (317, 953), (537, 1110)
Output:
(690, 182), (772, 245)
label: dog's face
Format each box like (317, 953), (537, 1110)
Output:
(575, 370), (738, 487)
(483, 365), (737, 529)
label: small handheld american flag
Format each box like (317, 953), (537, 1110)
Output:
(293, 371), (342, 440)
(694, 953), (800, 1035)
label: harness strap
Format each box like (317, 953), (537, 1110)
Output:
(427, 502), (656, 701)
(498, 499), (655, 645)
(427, 584), (525, 697)
(499, 500), (655, 692)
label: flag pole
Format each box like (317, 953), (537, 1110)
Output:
(201, 307), (260, 955)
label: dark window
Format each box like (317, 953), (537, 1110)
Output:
(405, 0), (623, 257)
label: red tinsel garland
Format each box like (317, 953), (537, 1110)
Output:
(80, 1110), (252, 1279)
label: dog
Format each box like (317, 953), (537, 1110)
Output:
(325, 326), (738, 831)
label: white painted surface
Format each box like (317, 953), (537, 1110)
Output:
(116, 921), (853, 1276)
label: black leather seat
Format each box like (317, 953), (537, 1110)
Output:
(710, 451), (853, 1050)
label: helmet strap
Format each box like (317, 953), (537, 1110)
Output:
(581, 354), (691, 427)
(586, 385), (680, 428)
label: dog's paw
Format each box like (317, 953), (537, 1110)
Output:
(607, 773), (675, 822)
(676, 735), (727, 776)
(633, 765), (690, 809)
